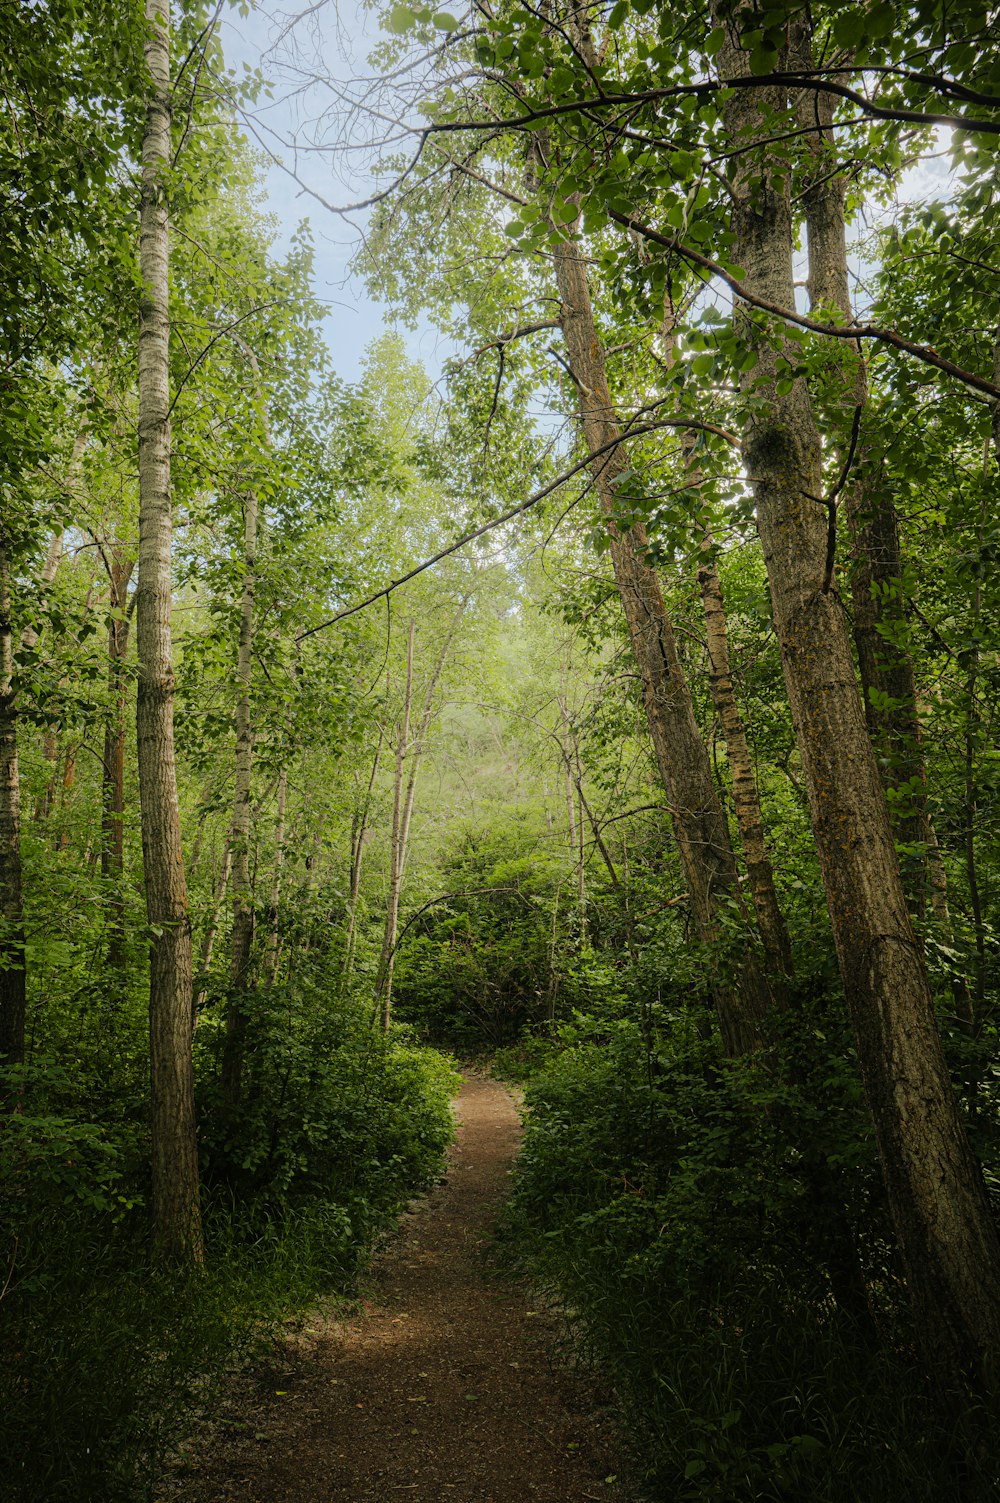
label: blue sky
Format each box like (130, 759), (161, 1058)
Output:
(220, 0), (459, 383)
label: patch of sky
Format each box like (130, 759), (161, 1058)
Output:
(221, 0), (460, 383)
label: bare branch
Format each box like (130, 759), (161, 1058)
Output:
(296, 415), (685, 642)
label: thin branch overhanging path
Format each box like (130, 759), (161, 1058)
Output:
(295, 415), (712, 642)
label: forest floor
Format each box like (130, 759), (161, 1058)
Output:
(160, 1074), (632, 1503)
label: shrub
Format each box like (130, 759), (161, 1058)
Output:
(0, 1006), (459, 1503)
(502, 1011), (992, 1501)
(196, 982), (458, 1250)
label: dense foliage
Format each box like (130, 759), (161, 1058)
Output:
(2, 976), (456, 1500)
(501, 1008), (996, 1500)
(6, 0), (1000, 1497)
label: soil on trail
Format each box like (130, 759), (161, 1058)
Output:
(164, 1074), (628, 1503)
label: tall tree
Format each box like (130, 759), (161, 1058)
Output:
(100, 540), (135, 976)
(708, 0), (1000, 1392)
(137, 0), (202, 1261)
(220, 366), (263, 1116)
(550, 225), (771, 1054)
(376, 600), (467, 1026)
(788, 18), (932, 916)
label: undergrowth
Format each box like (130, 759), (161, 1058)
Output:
(499, 1008), (1000, 1502)
(1, 993), (459, 1503)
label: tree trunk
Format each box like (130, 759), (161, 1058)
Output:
(264, 762), (289, 986)
(377, 628), (414, 1029)
(342, 730), (383, 992)
(20, 527), (66, 654)
(715, 8), (1000, 1392)
(1, 502), (78, 1080)
(56, 742), (77, 852)
(27, 531), (67, 827)
(377, 603), (466, 1027)
(194, 777), (276, 1018)
(790, 27), (930, 912)
(101, 549), (134, 974)
(557, 698), (585, 938)
(137, 0), (202, 1261)
(0, 541), (25, 1086)
(698, 526), (793, 981)
(194, 837), (231, 1016)
(220, 472), (259, 1114)
(576, 774), (587, 945)
(992, 318), (1000, 469)
(35, 732), (58, 823)
(550, 229), (770, 1055)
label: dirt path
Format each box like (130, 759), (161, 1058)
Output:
(165, 1074), (627, 1503)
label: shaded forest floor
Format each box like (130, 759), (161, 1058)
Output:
(159, 1075), (630, 1503)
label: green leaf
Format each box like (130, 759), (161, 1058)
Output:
(833, 10), (866, 46)
(432, 10), (460, 28)
(749, 45), (777, 74)
(866, 2), (894, 36)
(386, 4), (416, 32)
(668, 150), (697, 180)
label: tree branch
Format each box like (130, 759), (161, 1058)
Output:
(296, 416), (683, 642)
(607, 211), (1000, 400)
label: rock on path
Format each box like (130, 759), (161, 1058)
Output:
(164, 1074), (627, 1503)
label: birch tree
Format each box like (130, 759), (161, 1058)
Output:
(137, 0), (201, 1261)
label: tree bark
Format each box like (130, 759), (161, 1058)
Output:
(137, 0), (202, 1261)
(377, 603), (466, 1027)
(557, 698), (587, 940)
(660, 274), (792, 982)
(264, 762), (289, 986)
(343, 730), (383, 992)
(20, 527), (66, 654)
(377, 628), (414, 1029)
(194, 837), (231, 1017)
(992, 318), (1000, 469)
(790, 26), (930, 911)
(27, 531), (67, 827)
(56, 742), (77, 852)
(697, 534), (793, 979)
(1, 483), (80, 1080)
(715, 7), (1000, 1392)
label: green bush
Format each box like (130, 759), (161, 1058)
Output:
(502, 1012), (993, 1501)
(1, 1007), (459, 1503)
(196, 982), (458, 1248)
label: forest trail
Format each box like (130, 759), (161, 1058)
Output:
(163, 1075), (628, 1503)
